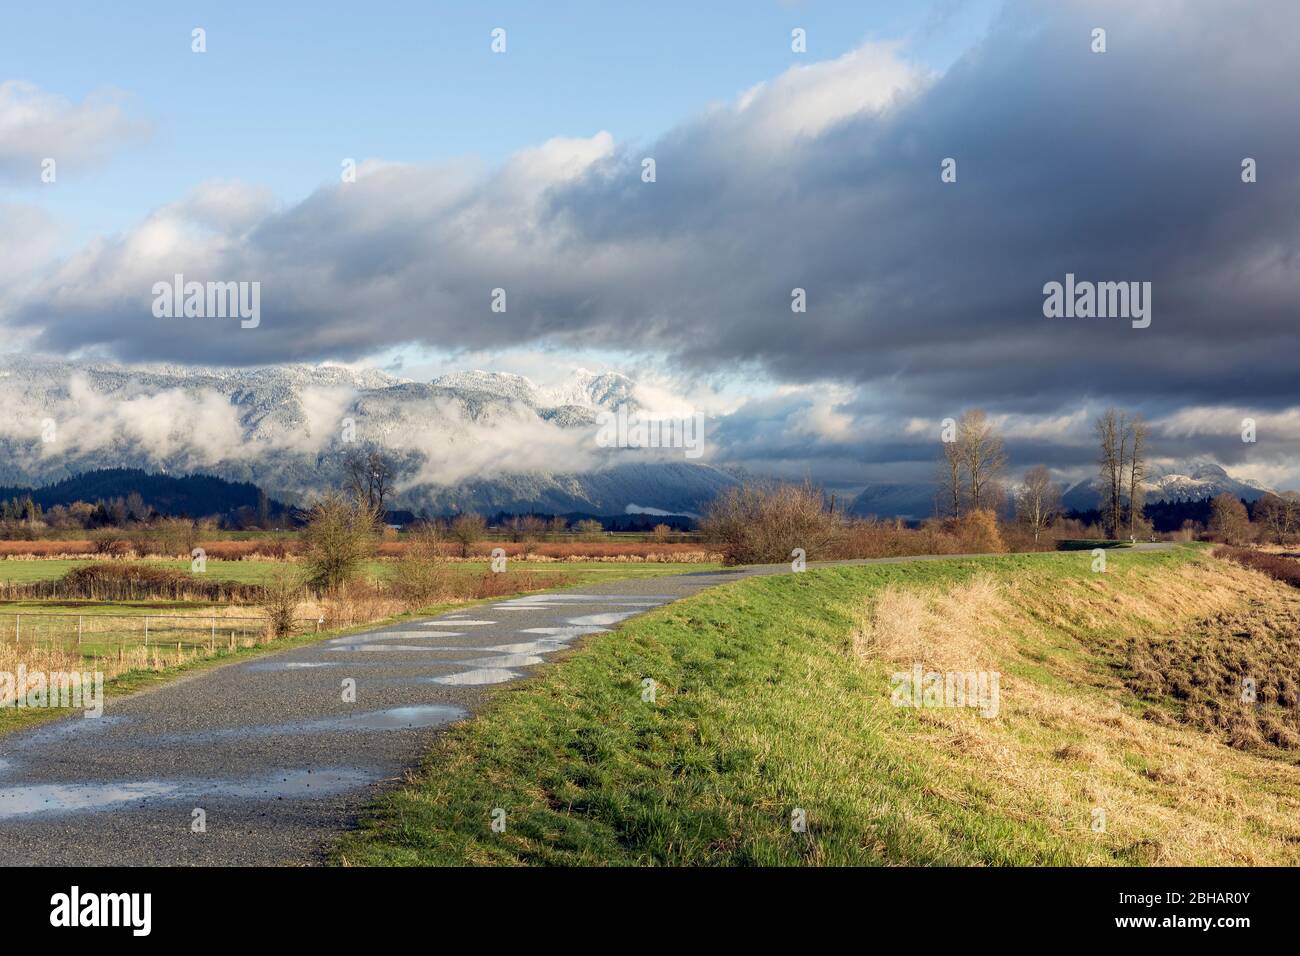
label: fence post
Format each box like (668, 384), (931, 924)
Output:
(210, 617), (216, 653)
(144, 617), (149, 647)
(78, 615), (83, 646)
(15, 615), (18, 643)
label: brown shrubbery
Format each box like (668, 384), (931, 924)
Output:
(260, 567), (305, 638)
(953, 509), (1007, 554)
(1213, 546), (1300, 588)
(0, 563), (263, 603)
(388, 526), (453, 607)
(702, 481), (840, 565)
(703, 481), (1013, 565)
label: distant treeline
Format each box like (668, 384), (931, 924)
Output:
(1068, 496), (1236, 534)
(479, 511), (697, 533)
(0, 469), (290, 529)
(0, 468), (699, 533)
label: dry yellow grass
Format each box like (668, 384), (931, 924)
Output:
(849, 555), (1300, 865)
(0, 639), (212, 706)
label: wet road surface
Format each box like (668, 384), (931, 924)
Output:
(0, 570), (753, 865)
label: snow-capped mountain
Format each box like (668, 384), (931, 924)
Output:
(850, 460), (1273, 521)
(0, 357), (732, 515)
(1060, 460), (1270, 512)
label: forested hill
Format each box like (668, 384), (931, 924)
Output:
(0, 469), (286, 520)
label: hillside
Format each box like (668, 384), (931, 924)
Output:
(0, 469), (287, 521)
(337, 546), (1300, 866)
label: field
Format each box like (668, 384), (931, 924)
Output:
(0, 557), (719, 588)
(334, 545), (1300, 866)
(0, 555), (721, 733)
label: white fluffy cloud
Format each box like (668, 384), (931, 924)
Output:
(0, 80), (147, 181)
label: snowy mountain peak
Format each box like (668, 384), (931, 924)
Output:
(539, 369), (637, 411)
(431, 370), (542, 406)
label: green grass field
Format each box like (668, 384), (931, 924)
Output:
(334, 546), (1300, 867)
(0, 557), (719, 735)
(0, 558), (719, 587)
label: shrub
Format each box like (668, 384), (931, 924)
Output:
(0, 563), (262, 603)
(701, 480), (839, 565)
(90, 529), (129, 556)
(449, 513), (487, 558)
(261, 567), (304, 638)
(301, 492), (380, 593)
(390, 526), (452, 608)
(953, 509), (1007, 553)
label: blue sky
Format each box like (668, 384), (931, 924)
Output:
(0, 0), (999, 245)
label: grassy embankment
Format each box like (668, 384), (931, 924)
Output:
(335, 544), (1300, 866)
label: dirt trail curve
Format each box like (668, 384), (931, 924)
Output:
(0, 545), (1172, 865)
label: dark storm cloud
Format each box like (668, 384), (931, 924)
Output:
(6, 0), (1300, 485)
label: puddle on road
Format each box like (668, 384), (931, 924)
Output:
(475, 640), (568, 655)
(327, 644), (454, 652)
(0, 767), (376, 820)
(565, 611), (641, 627)
(149, 704), (470, 745)
(454, 654), (546, 667)
(519, 626), (608, 637)
(328, 631), (462, 646)
(422, 620), (494, 626)
(0, 780), (182, 819)
(431, 668), (521, 686)
(500, 593), (673, 603)
(5, 715), (128, 749)
(243, 661), (339, 672)
(309, 705), (468, 730)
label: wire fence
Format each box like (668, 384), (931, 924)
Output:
(0, 611), (320, 658)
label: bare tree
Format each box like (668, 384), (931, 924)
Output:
(1015, 465), (1061, 544)
(1096, 408), (1127, 538)
(936, 410), (1005, 518)
(939, 436), (964, 518)
(1255, 492), (1299, 544)
(1209, 493), (1251, 544)
(344, 448), (395, 518)
(1126, 415), (1147, 539)
(449, 512), (487, 557)
(959, 410), (1007, 512)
